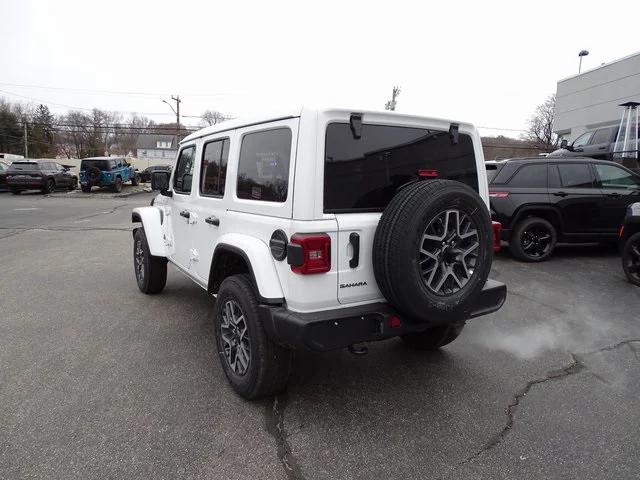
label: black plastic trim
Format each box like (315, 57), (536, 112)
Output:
(209, 243), (284, 305)
(286, 243), (304, 267)
(132, 212), (141, 223)
(349, 232), (360, 268)
(260, 278), (507, 351)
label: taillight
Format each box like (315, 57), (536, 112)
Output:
(489, 191), (509, 198)
(289, 233), (331, 274)
(418, 169), (439, 178)
(492, 221), (502, 253)
(619, 225), (625, 237)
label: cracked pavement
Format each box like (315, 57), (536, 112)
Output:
(1, 192), (639, 479)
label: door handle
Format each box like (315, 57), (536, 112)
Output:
(606, 192), (621, 198)
(179, 210), (190, 219)
(205, 216), (220, 226)
(349, 232), (360, 268)
(553, 191), (568, 197)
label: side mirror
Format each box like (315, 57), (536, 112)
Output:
(560, 139), (568, 149)
(151, 171), (172, 196)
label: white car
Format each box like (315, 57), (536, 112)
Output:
(132, 107), (506, 399)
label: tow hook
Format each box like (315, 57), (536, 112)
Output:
(348, 344), (368, 355)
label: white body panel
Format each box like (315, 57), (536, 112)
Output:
(140, 107), (489, 313)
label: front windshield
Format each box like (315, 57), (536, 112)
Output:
(572, 132), (593, 148)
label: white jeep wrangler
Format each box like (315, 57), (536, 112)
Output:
(132, 107), (506, 399)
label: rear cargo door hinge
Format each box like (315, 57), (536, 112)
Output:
(449, 123), (459, 145)
(350, 113), (363, 139)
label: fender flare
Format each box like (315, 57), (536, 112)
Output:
(131, 206), (168, 257)
(512, 204), (564, 232)
(210, 233), (284, 304)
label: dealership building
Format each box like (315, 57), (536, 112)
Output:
(553, 51), (640, 142)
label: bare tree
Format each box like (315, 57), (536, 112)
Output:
(201, 110), (227, 127)
(523, 94), (559, 149)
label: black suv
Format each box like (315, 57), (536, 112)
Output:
(488, 157), (640, 261)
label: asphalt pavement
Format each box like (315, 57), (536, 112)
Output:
(1, 191), (639, 479)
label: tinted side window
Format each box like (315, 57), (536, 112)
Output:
(572, 132), (593, 148)
(173, 146), (196, 194)
(595, 164), (640, 189)
(201, 138), (230, 197)
(558, 163), (594, 188)
(548, 164), (561, 188)
(508, 164), (547, 188)
(590, 128), (612, 145)
(237, 128), (291, 202)
(324, 123), (478, 212)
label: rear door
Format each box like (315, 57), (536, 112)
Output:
(550, 162), (602, 234)
(593, 162), (640, 232)
(324, 121), (480, 305)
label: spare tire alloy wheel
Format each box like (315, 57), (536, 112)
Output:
(220, 300), (251, 376)
(373, 179), (492, 322)
(420, 209), (479, 295)
(88, 167), (101, 184)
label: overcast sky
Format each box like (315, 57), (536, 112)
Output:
(1, 0), (639, 136)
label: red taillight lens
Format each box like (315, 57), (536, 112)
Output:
(418, 169), (439, 178)
(492, 221), (502, 253)
(290, 233), (331, 274)
(619, 225), (625, 237)
(489, 191), (509, 198)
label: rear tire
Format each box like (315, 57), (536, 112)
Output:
(42, 178), (55, 194)
(10, 188), (20, 195)
(622, 232), (640, 286)
(68, 178), (77, 190)
(510, 217), (557, 262)
(214, 274), (291, 400)
(113, 177), (123, 193)
(133, 228), (167, 294)
(81, 185), (91, 193)
(402, 324), (464, 350)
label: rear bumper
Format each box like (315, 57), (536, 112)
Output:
(7, 178), (44, 188)
(260, 278), (507, 351)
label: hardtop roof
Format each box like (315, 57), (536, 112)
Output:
(180, 106), (475, 144)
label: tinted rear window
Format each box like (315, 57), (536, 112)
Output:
(324, 123), (478, 212)
(9, 162), (39, 171)
(486, 164), (499, 183)
(558, 163), (594, 188)
(508, 164), (547, 188)
(81, 160), (111, 171)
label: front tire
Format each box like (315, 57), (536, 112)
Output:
(622, 232), (640, 286)
(81, 185), (91, 193)
(113, 177), (123, 193)
(10, 188), (21, 195)
(133, 228), (167, 294)
(69, 178), (77, 190)
(510, 217), (557, 262)
(402, 324), (464, 350)
(131, 173), (140, 186)
(214, 274), (291, 400)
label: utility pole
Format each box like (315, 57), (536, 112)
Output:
(23, 120), (28, 158)
(163, 95), (182, 145)
(385, 86), (401, 111)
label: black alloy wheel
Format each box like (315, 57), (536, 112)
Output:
(622, 232), (640, 286)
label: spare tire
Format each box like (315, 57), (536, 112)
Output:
(373, 179), (492, 323)
(87, 166), (101, 184)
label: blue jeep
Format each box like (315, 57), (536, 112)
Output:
(79, 157), (140, 193)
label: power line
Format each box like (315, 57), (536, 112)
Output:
(16, 121), (199, 132)
(0, 89), (204, 120)
(0, 81), (235, 98)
